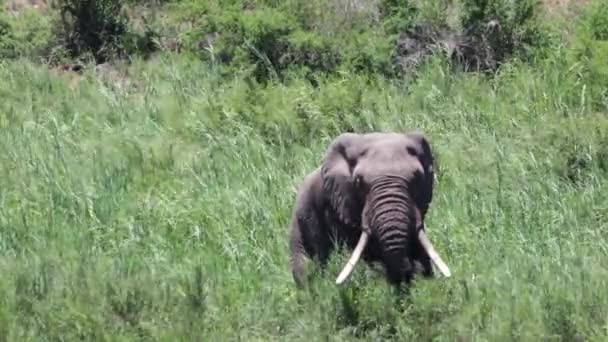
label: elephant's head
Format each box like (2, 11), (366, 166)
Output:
(320, 132), (451, 284)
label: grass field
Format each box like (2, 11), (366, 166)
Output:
(1, 0), (608, 340)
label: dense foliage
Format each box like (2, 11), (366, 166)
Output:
(1, 0), (607, 340)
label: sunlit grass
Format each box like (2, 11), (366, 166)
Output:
(0, 48), (607, 340)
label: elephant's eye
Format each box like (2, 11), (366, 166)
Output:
(406, 146), (418, 156)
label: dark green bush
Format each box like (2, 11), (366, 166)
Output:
(118, 0), (558, 80)
(57, 0), (128, 62)
(177, 3), (344, 82)
(0, 9), (17, 59)
(340, 31), (392, 76)
(379, 0), (418, 34)
(459, 0), (550, 65)
(236, 7), (296, 80)
(56, 0), (159, 63)
(283, 31), (340, 74)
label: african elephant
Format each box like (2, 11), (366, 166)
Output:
(288, 131), (451, 289)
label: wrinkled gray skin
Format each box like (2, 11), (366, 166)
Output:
(289, 131), (436, 288)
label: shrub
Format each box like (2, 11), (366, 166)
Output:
(379, 0), (418, 35)
(0, 9), (17, 59)
(163, 0), (557, 81)
(459, 0), (551, 66)
(236, 7), (297, 80)
(176, 4), (296, 81)
(57, 0), (128, 62)
(56, 0), (159, 63)
(177, 3), (345, 82)
(10, 8), (63, 63)
(283, 31), (340, 74)
(388, 0), (556, 76)
(340, 31), (392, 76)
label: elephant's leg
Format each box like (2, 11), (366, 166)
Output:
(315, 232), (333, 269)
(290, 208), (330, 287)
(289, 222), (308, 288)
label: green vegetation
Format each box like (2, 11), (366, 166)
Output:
(0, 0), (607, 340)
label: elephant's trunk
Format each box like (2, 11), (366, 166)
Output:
(367, 176), (416, 283)
(335, 176), (451, 285)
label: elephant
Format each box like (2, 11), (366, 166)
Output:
(288, 131), (451, 289)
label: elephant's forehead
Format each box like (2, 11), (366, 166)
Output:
(363, 132), (404, 142)
(365, 136), (411, 153)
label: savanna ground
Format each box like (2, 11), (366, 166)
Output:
(1, 0), (608, 340)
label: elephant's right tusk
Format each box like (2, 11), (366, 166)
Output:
(335, 231), (370, 285)
(418, 229), (451, 277)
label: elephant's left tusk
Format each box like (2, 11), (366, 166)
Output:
(335, 231), (370, 285)
(418, 229), (451, 278)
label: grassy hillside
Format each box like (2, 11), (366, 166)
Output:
(1, 0), (608, 340)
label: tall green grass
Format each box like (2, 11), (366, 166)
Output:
(2, 0), (608, 337)
(1, 43), (607, 339)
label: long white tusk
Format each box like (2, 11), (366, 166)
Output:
(418, 229), (451, 277)
(335, 231), (370, 285)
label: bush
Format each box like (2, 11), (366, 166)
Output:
(143, 0), (558, 81)
(459, 0), (551, 66)
(0, 9), (17, 59)
(379, 0), (418, 34)
(236, 7), (297, 80)
(10, 8), (63, 63)
(283, 31), (340, 74)
(56, 0), (159, 63)
(57, 0), (128, 62)
(340, 31), (392, 76)
(175, 4), (294, 81)
(177, 3), (343, 82)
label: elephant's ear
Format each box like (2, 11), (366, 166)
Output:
(320, 133), (365, 227)
(405, 131), (435, 214)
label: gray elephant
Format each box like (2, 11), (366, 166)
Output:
(288, 131), (451, 289)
